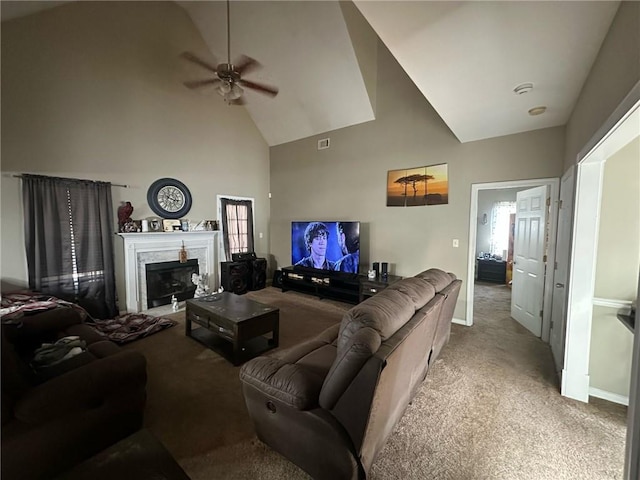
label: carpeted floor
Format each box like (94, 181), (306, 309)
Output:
(125, 285), (627, 479)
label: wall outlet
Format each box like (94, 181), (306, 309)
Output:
(452, 239), (459, 248)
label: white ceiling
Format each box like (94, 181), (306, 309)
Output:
(1, 1), (621, 146)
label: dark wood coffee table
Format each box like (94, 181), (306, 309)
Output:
(185, 293), (279, 365)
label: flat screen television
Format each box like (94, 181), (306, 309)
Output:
(291, 221), (360, 274)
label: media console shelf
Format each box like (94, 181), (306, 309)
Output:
(281, 266), (361, 304)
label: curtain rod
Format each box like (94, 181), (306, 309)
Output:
(12, 174), (128, 188)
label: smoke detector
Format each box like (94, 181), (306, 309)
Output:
(513, 83), (534, 95)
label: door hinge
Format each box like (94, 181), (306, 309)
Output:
(554, 261), (558, 270)
(543, 254), (547, 263)
(539, 310), (543, 317)
(559, 199), (563, 209)
(546, 197), (551, 207)
(550, 320), (554, 329)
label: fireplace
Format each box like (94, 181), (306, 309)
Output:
(146, 259), (199, 308)
(118, 231), (221, 313)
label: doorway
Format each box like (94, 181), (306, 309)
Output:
(466, 178), (560, 343)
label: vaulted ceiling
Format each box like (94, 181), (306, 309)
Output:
(1, 1), (621, 146)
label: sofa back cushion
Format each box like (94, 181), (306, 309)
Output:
(322, 277), (437, 411)
(383, 277), (435, 310)
(338, 287), (424, 354)
(319, 327), (381, 409)
(415, 268), (456, 292)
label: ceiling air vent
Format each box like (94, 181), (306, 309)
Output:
(317, 138), (330, 150)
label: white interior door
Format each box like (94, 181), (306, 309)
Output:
(511, 185), (548, 336)
(549, 168), (575, 374)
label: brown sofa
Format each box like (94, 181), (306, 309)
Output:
(1, 305), (147, 480)
(239, 268), (462, 479)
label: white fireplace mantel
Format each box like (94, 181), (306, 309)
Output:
(117, 232), (221, 313)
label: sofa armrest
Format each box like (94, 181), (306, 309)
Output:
(13, 350), (147, 425)
(240, 356), (325, 410)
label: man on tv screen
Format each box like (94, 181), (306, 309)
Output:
(334, 222), (359, 273)
(294, 222), (336, 270)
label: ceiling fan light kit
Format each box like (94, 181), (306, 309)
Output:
(180, 0), (278, 105)
(528, 106), (547, 116)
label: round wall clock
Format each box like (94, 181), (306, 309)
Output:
(147, 178), (192, 219)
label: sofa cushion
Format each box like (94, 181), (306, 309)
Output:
(87, 340), (121, 358)
(415, 268), (456, 292)
(384, 278), (435, 310)
(319, 327), (381, 409)
(338, 288), (414, 353)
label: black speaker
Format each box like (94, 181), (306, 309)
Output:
(250, 258), (267, 291)
(381, 262), (388, 277)
(232, 252), (257, 262)
(220, 261), (250, 295)
(373, 262), (380, 276)
(272, 269), (283, 289)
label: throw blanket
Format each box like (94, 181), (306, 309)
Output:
(1, 292), (177, 344)
(0, 292), (88, 320)
(88, 313), (177, 344)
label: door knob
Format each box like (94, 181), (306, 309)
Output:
(555, 283), (565, 288)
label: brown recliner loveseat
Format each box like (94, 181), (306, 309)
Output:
(239, 268), (462, 479)
(1, 304), (147, 480)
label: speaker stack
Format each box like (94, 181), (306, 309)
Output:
(250, 258), (267, 291)
(223, 252), (267, 293)
(220, 262), (251, 295)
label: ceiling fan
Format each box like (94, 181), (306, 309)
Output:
(180, 0), (279, 105)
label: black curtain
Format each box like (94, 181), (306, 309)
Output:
(22, 175), (118, 319)
(220, 198), (254, 260)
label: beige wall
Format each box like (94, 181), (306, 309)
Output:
(564, 1), (640, 171)
(595, 138), (640, 300)
(589, 137), (640, 398)
(562, 0), (639, 400)
(270, 39), (564, 321)
(0, 2), (271, 308)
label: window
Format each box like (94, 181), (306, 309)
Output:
(22, 174), (117, 318)
(217, 195), (255, 260)
(489, 201), (516, 256)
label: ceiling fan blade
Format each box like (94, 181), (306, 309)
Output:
(183, 79), (221, 89)
(238, 79), (279, 97)
(234, 55), (261, 76)
(180, 51), (219, 74)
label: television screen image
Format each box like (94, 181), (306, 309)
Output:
(291, 221), (360, 274)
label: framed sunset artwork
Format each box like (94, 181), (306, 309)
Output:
(386, 163), (449, 207)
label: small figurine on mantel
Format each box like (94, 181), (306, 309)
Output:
(191, 273), (210, 298)
(117, 201), (134, 233)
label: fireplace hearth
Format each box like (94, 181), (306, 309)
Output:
(146, 259), (199, 309)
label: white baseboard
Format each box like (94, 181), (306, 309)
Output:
(452, 317), (467, 326)
(589, 387), (629, 406)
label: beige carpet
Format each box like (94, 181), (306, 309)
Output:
(125, 285), (627, 479)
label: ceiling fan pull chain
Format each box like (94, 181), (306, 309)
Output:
(227, 0), (231, 65)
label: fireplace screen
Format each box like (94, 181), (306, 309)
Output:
(146, 259), (198, 308)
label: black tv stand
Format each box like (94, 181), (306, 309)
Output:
(281, 266), (360, 304)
